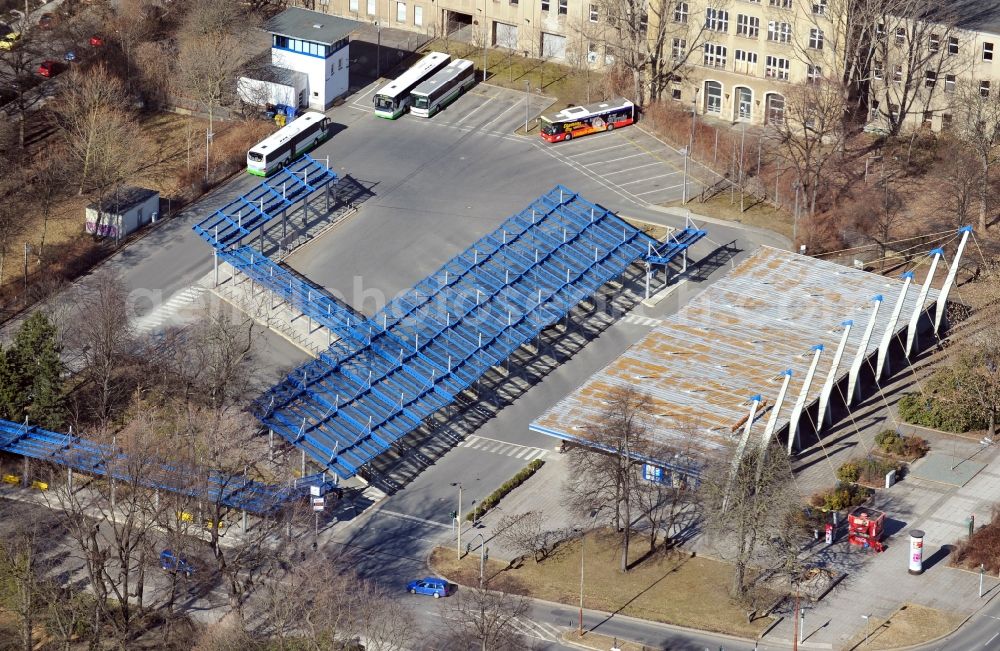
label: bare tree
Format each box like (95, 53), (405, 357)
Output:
(953, 80), (1000, 233)
(443, 583), (530, 651)
(0, 529), (42, 651)
(0, 28), (48, 149)
(563, 386), (653, 572)
(701, 440), (801, 600)
(493, 511), (560, 564)
(633, 448), (696, 553)
(106, 0), (159, 93)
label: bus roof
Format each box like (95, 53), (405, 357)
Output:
(375, 51), (450, 100)
(410, 58), (474, 97)
(543, 97), (634, 123)
(250, 111), (326, 153)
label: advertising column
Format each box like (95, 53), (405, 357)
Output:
(908, 529), (925, 575)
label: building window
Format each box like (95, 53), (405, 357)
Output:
(765, 55), (789, 80)
(672, 38), (686, 60)
(895, 27), (906, 44)
(812, 0), (826, 15)
(736, 14), (759, 38)
(541, 0), (549, 10)
(672, 88), (682, 100)
(736, 86), (752, 120)
(367, 0), (376, 15)
(558, 0), (568, 15)
(705, 80), (723, 114)
(923, 111), (933, 125)
(589, 3), (598, 21)
(511, 0), (518, 4)
(809, 28), (824, 50)
(734, 49), (758, 72)
(349, 0), (358, 11)
(982, 80), (991, 97)
(703, 42), (727, 68)
(705, 8), (729, 32)
(873, 60), (882, 80)
(587, 41), (599, 63)
(924, 70), (936, 87)
(807, 64), (822, 83)
(942, 113), (953, 129)
(876, 23), (885, 38)
(945, 74), (955, 92)
(929, 33), (939, 52)
(674, 1), (688, 23)
(948, 36), (959, 55)
(893, 65), (903, 83)
(768, 0), (791, 7)
(766, 94), (785, 124)
(414, 5), (422, 25)
(396, 1), (405, 22)
(984, 42), (994, 61)
(767, 21), (791, 44)
(338, 58), (343, 70)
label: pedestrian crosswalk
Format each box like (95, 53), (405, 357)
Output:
(621, 313), (663, 327)
(456, 435), (549, 461)
(132, 286), (208, 333)
(511, 616), (563, 643)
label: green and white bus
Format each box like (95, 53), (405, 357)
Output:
(246, 112), (331, 177)
(409, 58), (476, 118)
(373, 51), (450, 119)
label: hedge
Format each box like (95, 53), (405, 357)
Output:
(465, 458), (545, 522)
(898, 392), (987, 433)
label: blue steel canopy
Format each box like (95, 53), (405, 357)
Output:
(0, 419), (332, 514)
(255, 186), (663, 478)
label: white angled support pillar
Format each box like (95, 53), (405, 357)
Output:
(788, 345), (824, 455)
(847, 295), (883, 406)
(761, 370), (793, 450)
(934, 225), (973, 334)
(817, 320), (854, 431)
(723, 395), (762, 511)
(876, 272), (914, 381)
(904, 248), (942, 359)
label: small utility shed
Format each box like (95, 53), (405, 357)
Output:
(239, 8), (360, 111)
(85, 187), (159, 240)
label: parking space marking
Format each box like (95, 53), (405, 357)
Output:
(633, 182), (685, 197)
(589, 151), (648, 165)
(348, 81), (382, 111)
(601, 162), (662, 176)
(564, 141), (631, 158)
(477, 99), (521, 131)
(618, 171), (679, 187)
(455, 95), (496, 125)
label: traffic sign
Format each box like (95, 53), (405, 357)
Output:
(312, 497), (325, 512)
(310, 485), (321, 497)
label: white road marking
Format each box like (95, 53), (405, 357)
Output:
(461, 435), (549, 460)
(986, 632), (998, 647)
(378, 510), (451, 530)
(601, 161), (662, 176)
(565, 141), (631, 158)
(587, 151), (647, 165)
(477, 99), (521, 131)
(455, 95), (496, 125)
(618, 171), (680, 187)
(633, 182), (685, 197)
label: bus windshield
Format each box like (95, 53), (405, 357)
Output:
(248, 151), (264, 162)
(374, 95), (395, 111)
(412, 95), (429, 109)
(540, 118), (559, 135)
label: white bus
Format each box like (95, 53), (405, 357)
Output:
(246, 112), (331, 177)
(409, 59), (476, 118)
(373, 51), (450, 119)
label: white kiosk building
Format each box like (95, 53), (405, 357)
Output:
(239, 8), (360, 112)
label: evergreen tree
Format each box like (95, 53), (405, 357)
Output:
(0, 344), (20, 421)
(6, 312), (66, 429)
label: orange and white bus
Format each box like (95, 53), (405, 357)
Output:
(539, 98), (635, 143)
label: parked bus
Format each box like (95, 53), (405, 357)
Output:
(373, 51), (450, 119)
(539, 98), (635, 143)
(409, 58), (475, 118)
(246, 111), (331, 177)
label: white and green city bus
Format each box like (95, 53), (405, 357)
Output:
(409, 58), (476, 118)
(373, 51), (450, 119)
(246, 112), (331, 177)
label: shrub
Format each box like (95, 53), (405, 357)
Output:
(898, 392), (987, 433)
(874, 429), (929, 459)
(465, 459), (545, 522)
(836, 461), (861, 483)
(809, 482), (872, 512)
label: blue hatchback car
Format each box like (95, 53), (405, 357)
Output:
(160, 550), (195, 577)
(406, 576), (449, 598)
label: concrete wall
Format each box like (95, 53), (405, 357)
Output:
(272, 43), (351, 110)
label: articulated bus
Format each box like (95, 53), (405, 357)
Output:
(373, 51), (450, 119)
(409, 58), (476, 118)
(246, 111), (331, 177)
(539, 98), (635, 143)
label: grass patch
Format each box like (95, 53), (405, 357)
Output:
(430, 529), (773, 638)
(465, 458), (543, 521)
(843, 604), (964, 650)
(664, 192), (793, 239)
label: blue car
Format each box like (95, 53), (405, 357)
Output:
(407, 576), (449, 598)
(160, 550), (195, 577)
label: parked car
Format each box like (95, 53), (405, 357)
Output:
(406, 577), (449, 598)
(159, 550), (195, 577)
(37, 60), (58, 78)
(38, 13), (54, 29)
(89, 34), (103, 47)
(0, 31), (19, 50)
(64, 50), (76, 62)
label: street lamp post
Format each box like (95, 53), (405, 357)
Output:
(451, 482), (463, 558)
(578, 530), (585, 635)
(683, 90), (698, 204)
(862, 614), (871, 646)
(469, 532), (487, 588)
(482, 0), (488, 82)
